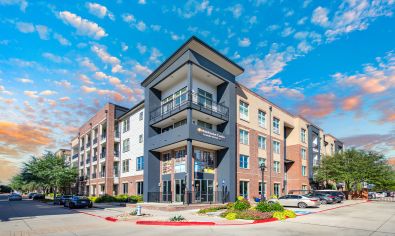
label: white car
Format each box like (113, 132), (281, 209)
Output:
(268, 194), (320, 208)
(375, 192), (387, 198)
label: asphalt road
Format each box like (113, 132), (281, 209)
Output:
(1, 194), (395, 236)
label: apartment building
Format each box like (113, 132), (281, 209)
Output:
(118, 101), (145, 195)
(71, 36), (344, 201)
(72, 103), (129, 196)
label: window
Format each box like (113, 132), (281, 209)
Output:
(161, 95), (173, 114)
(197, 120), (213, 130)
(136, 156), (144, 171)
(273, 118), (280, 134)
(273, 140), (280, 154)
(174, 87), (188, 106)
(136, 182), (143, 195)
(194, 149), (214, 173)
(239, 155), (249, 169)
(240, 129), (249, 145)
(122, 183), (128, 194)
(274, 161), (280, 173)
(239, 181), (249, 199)
(139, 112), (143, 121)
(258, 110), (266, 128)
(258, 182), (266, 197)
(123, 119), (130, 133)
(174, 119), (187, 128)
(174, 149), (186, 173)
(302, 165), (307, 176)
(139, 134), (143, 143)
(162, 153), (172, 174)
(302, 185), (307, 191)
(301, 148), (307, 160)
(258, 135), (266, 149)
(198, 88), (212, 108)
(258, 157), (266, 168)
(301, 128), (306, 143)
(239, 101), (249, 120)
(122, 159), (129, 173)
(122, 139), (130, 152)
(274, 183), (280, 197)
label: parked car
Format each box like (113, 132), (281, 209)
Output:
(368, 192), (377, 199)
(268, 194), (320, 208)
(28, 192), (37, 199)
(54, 195), (73, 205)
(315, 190), (345, 202)
(8, 193), (22, 201)
(304, 192), (334, 204)
(63, 196), (93, 209)
(32, 193), (45, 200)
(375, 192), (387, 198)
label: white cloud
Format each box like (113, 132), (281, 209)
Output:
(149, 47), (162, 64)
(39, 90), (57, 96)
(134, 63), (152, 76)
(259, 78), (304, 99)
(24, 90), (38, 98)
(42, 52), (70, 63)
(86, 2), (114, 20)
(311, 6), (330, 27)
(227, 4), (243, 18)
(35, 25), (50, 40)
(170, 32), (184, 41)
(53, 33), (71, 46)
(136, 43), (147, 54)
(79, 57), (97, 71)
(281, 27), (295, 37)
(16, 22), (34, 33)
(91, 44), (122, 72)
(138, 0), (146, 4)
(54, 80), (72, 88)
(150, 24), (161, 31)
(136, 21), (146, 31)
(238, 37), (251, 47)
(0, 0), (27, 12)
(176, 0), (213, 18)
(122, 13), (135, 23)
(58, 11), (107, 40)
(17, 78), (33, 83)
(121, 42), (128, 51)
(59, 96), (70, 102)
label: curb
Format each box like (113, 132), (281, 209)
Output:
(135, 217), (280, 226)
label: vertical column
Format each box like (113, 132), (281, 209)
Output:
(186, 139), (193, 201)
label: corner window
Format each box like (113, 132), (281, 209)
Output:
(162, 153), (172, 174)
(194, 149), (215, 173)
(258, 110), (266, 128)
(198, 88), (212, 109)
(174, 87), (188, 106)
(239, 155), (249, 169)
(239, 101), (249, 120)
(273, 118), (280, 134)
(174, 149), (186, 173)
(136, 156), (144, 171)
(239, 129), (249, 145)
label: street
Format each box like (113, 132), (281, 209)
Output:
(1, 194), (395, 236)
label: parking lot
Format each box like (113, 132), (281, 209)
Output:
(1, 194), (395, 236)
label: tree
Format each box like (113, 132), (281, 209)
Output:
(314, 149), (395, 192)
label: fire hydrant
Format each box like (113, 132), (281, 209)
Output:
(136, 205), (142, 216)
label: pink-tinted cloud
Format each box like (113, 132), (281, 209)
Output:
(299, 93), (336, 118)
(342, 95), (361, 111)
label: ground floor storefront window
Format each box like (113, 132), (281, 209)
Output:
(194, 179), (214, 202)
(194, 149), (214, 173)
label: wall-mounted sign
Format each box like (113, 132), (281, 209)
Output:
(197, 127), (225, 141)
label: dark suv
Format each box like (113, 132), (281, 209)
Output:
(54, 195), (73, 205)
(304, 192), (334, 204)
(64, 196), (93, 209)
(315, 190), (345, 202)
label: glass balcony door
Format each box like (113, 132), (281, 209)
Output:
(174, 179), (185, 202)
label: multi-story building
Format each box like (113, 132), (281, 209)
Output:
(71, 36), (344, 202)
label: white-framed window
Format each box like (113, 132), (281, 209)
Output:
(301, 128), (306, 143)
(122, 159), (129, 173)
(274, 161), (280, 173)
(198, 88), (213, 108)
(303, 164), (309, 176)
(239, 101), (249, 120)
(273, 140), (280, 154)
(273, 117), (280, 134)
(258, 135), (266, 149)
(239, 155), (249, 169)
(136, 181), (143, 195)
(122, 183), (128, 194)
(136, 156), (144, 171)
(274, 183), (280, 197)
(123, 118), (130, 133)
(239, 181), (249, 199)
(139, 134), (143, 143)
(122, 138), (130, 152)
(239, 129), (249, 145)
(258, 110), (266, 128)
(258, 182), (266, 197)
(174, 87), (188, 106)
(301, 148), (307, 160)
(139, 111), (143, 121)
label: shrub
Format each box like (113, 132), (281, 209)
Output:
(88, 196), (98, 203)
(284, 210), (296, 218)
(273, 211), (286, 220)
(269, 194), (278, 199)
(94, 194), (116, 203)
(237, 196), (245, 201)
(255, 201), (284, 212)
(48, 193), (54, 198)
(169, 215), (185, 221)
(115, 194), (129, 202)
(198, 206), (227, 214)
(233, 198), (250, 211)
(226, 202), (234, 209)
(129, 195), (143, 203)
(225, 212), (237, 220)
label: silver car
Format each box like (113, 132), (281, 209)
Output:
(269, 194), (320, 208)
(9, 193), (22, 201)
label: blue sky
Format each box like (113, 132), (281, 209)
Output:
(0, 0), (394, 182)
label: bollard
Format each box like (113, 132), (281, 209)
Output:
(136, 205), (142, 216)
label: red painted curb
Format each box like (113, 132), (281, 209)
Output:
(253, 218), (278, 224)
(74, 210), (118, 222)
(136, 220), (215, 226)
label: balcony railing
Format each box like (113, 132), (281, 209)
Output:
(149, 91), (229, 122)
(100, 152), (106, 159)
(72, 154), (78, 159)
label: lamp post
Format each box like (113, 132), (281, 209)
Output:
(260, 163), (266, 201)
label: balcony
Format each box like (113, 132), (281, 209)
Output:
(100, 152), (106, 159)
(100, 172), (105, 178)
(86, 158), (90, 164)
(86, 141), (91, 148)
(92, 173), (97, 179)
(92, 155), (97, 162)
(114, 131), (120, 139)
(80, 145), (85, 151)
(149, 91), (229, 124)
(79, 161), (84, 166)
(101, 134), (107, 143)
(93, 138), (98, 145)
(72, 154), (78, 159)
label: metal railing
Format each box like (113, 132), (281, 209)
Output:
(147, 191), (230, 204)
(149, 91), (229, 122)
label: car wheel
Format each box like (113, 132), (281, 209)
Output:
(321, 200), (327, 205)
(298, 202), (307, 208)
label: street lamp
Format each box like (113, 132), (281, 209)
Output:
(260, 162), (266, 201)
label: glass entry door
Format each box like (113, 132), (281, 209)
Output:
(194, 179), (214, 203)
(162, 180), (171, 202)
(175, 179), (185, 202)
